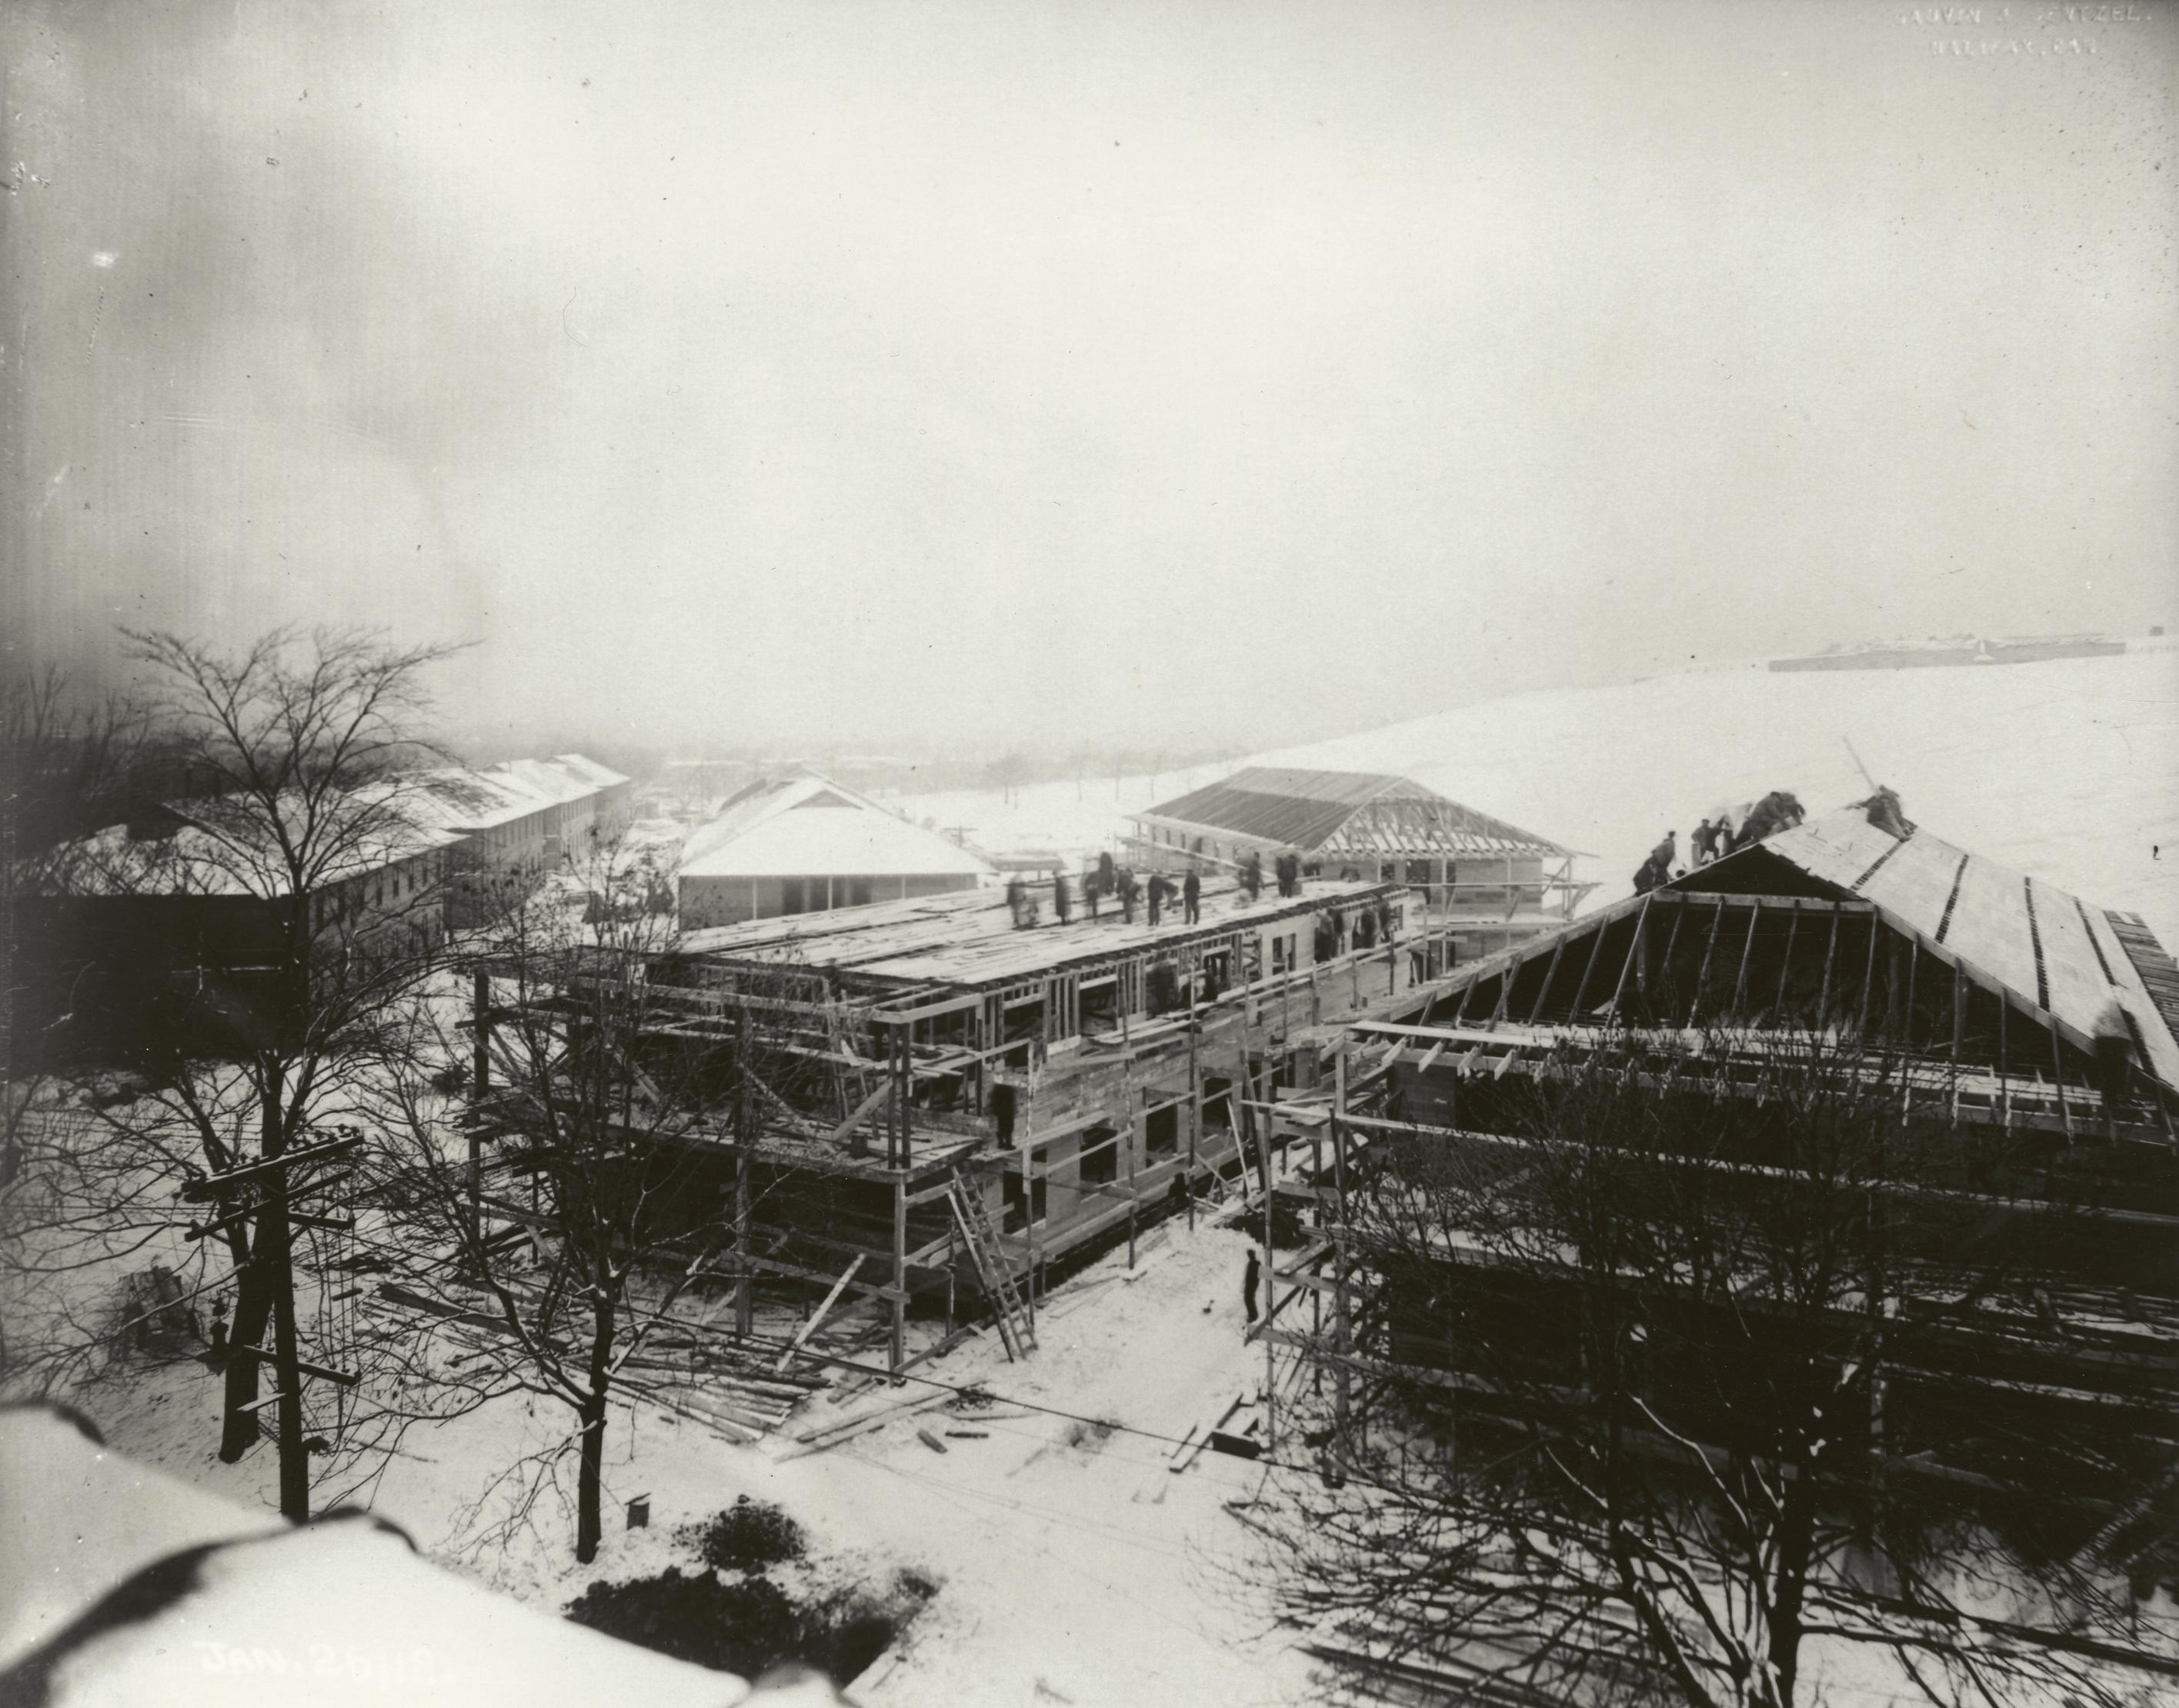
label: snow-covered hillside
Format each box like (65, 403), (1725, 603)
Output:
(905, 639), (2179, 946)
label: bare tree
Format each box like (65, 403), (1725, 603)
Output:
(5, 628), (466, 1520)
(986, 751), (1033, 808)
(1253, 1029), (2171, 1707)
(367, 835), (833, 1563)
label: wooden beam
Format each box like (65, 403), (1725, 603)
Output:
(1524, 934), (1568, 1026)
(1604, 895), (1653, 1024)
(1729, 899), (1762, 1017)
(1687, 895), (1727, 1028)
(1816, 906), (1841, 1028)
(823, 1080), (896, 1149)
(776, 1256), (867, 1373)
(1773, 899), (1801, 1019)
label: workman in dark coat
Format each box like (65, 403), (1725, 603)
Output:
(1241, 851), (1263, 901)
(1146, 873), (1167, 926)
(1053, 871), (1072, 924)
(1119, 868), (1139, 923)
(1085, 874), (1102, 919)
(1243, 1248), (1261, 1327)
(1097, 850), (1117, 895)
(1691, 818), (1717, 865)
(1183, 869), (1201, 924)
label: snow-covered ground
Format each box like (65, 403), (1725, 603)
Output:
(38, 641), (2177, 1706)
(78, 1212), (1322, 1707)
(901, 639), (2179, 947)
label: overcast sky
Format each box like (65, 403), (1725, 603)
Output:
(6, 1), (2175, 756)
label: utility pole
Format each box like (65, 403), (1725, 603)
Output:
(181, 1126), (364, 1522)
(262, 1071), (309, 1520)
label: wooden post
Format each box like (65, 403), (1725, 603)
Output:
(1950, 966), (1970, 1129)
(736, 1006), (753, 1336)
(889, 1171), (907, 1376)
(1127, 1092), (1140, 1269)
(1815, 906), (1841, 1031)
(1186, 1008), (1200, 1231)
(1026, 1146), (1039, 1336)
(472, 966), (492, 1091)
(1262, 1066), (1277, 1456)
(1332, 1046), (1350, 1449)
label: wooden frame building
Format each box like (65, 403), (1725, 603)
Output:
(1125, 767), (1594, 962)
(1245, 808), (2179, 1586)
(471, 870), (1475, 1375)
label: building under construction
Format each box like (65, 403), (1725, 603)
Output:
(1124, 767), (1593, 962)
(471, 869), (1474, 1378)
(1248, 806), (2179, 1593)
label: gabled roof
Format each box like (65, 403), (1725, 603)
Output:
(1134, 766), (1570, 859)
(679, 774), (996, 882)
(1413, 809), (2179, 1097)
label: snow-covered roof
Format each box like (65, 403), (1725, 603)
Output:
(549, 751), (631, 791)
(0, 1405), (772, 1705)
(410, 753), (623, 835)
(679, 774), (995, 882)
(43, 796), (462, 899)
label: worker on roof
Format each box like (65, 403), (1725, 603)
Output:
(1147, 872), (1170, 927)
(1851, 786), (1914, 841)
(1097, 849), (1116, 896)
(1691, 817), (1720, 866)
(1183, 867), (1201, 924)
(1241, 850), (1263, 902)
(1118, 866), (1140, 923)
(1053, 869), (1072, 925)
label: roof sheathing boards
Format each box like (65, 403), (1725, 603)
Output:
(1753, 815), (2179, 1092)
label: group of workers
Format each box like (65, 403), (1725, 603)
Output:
(1006, 842), (1320, 932)
(1632, 789), (1814, 896)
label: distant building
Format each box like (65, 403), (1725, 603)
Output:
(1126, 766), (1593, 963)
(14, 793), (460, 1064)
(415, 752), (633, 925)
(676, 773), (996, 929)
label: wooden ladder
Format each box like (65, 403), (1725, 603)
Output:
(946, 1169), (1036, 1360)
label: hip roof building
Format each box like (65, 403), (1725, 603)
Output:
(677, 773), (996, 928)
(1126, 766), (1593, 960)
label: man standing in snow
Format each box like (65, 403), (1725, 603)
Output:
(1241, 850), (1263, 901)
(1183, 868), (1201, 924)
(1243, 1249), (1261, 1328)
